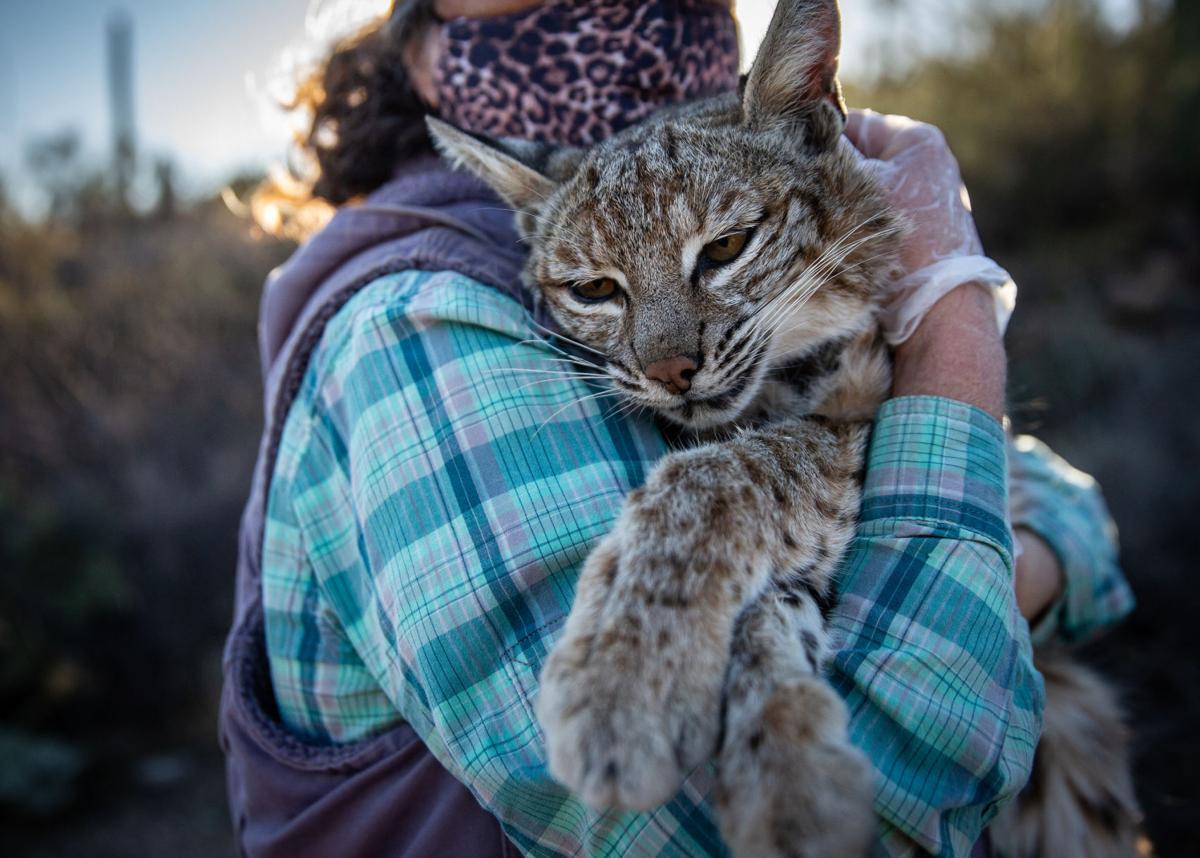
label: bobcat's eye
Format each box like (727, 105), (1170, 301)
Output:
(702, 230), (750, 265)
(570, 278), (619, 303)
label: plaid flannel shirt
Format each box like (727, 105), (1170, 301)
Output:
(261, 269), (1129, 856)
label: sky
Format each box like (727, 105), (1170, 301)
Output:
(0, 0), (1144, 210)
(0, 0), (311, 200)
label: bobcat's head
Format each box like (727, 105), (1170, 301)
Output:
(429, 0), (901, 430)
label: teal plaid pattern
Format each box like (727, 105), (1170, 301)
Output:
(1008, 435), (1135, 646)
(828, 398), (1037, 856)
(262, 270), (1094, 857)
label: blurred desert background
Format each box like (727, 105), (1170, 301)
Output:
(1, 1), (1196, 855)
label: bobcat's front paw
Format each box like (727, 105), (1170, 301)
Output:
(536, 535), (728, 810)
(717, 679), (875, 858)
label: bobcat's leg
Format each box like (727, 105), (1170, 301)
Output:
(537, 418), (869, 811)
(716, 564), (874, 857)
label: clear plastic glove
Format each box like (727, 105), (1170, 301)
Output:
(843, 109), (1017, 345)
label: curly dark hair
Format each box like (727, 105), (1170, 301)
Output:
(252, 0), (437, 237)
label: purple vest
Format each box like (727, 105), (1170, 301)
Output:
(219, 157), (532, 857)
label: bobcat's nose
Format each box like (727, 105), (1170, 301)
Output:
(644, 355), (699, 395)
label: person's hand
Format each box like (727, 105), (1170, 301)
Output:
(845, 109), (983, 277)
(843, 109), (1009, 420)
(844, 109), (1016, 346)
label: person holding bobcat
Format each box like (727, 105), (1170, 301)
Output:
(220, 1), (1135, 855)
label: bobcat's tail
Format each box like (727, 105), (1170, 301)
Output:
(991, 650), (1144, 858)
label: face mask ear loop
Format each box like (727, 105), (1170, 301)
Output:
(384, 0), (441, 45)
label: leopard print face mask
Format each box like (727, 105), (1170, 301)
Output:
(433, 0), (740, 146)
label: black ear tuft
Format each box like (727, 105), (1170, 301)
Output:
(742, 0), (846, 148)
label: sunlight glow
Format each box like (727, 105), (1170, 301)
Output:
(305, 0), (392, 42)
(734, 0), (776, 70)
(735, 0), (873, 76)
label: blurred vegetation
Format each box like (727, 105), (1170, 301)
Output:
(853, 0), (1197, 263)
(0, 132), (292, 843)
(0, 0), (1196, 854)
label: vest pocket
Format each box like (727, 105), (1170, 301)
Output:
(222, 615), (420, 772)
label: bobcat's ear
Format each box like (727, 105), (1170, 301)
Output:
(426, 116), (557, 214)
(742, 0), (846, 149)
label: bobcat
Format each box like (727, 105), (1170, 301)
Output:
(428, 1), (1140, 855)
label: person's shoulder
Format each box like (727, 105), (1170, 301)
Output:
(310, 268), (535, 387)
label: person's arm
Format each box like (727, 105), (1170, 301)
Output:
(891, 281), (1005, 418)
(830, 392), (1039, 857)
(832, 114), (1040, 856)
(849, 108), (1134, 645)
(828, 286), (1039, 857)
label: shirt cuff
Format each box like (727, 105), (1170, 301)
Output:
(862, 396), (1012, 559)
(1009, 435), (1135, 643)
(1027, 591), (1066, 647)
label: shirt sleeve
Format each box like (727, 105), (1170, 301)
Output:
(1008, 435), (1135, 646)
(828, 397), (1044, 858)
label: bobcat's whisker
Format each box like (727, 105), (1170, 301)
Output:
(764, 245), (902, 336)
(480, 369), (614, 386)
(513, 338), (611, 375)
(522, 316), (612, 362)
(498, 381), (615, 399)
(534, 356), (613, 374)
(756, 228), (883, 329)
(603, 397), (642, 422)
(521, 342), (641, 387)
(510, 378), (613, 397)
(608, 396), (652, 426)
(482, 366), (610, 380)
(750, 223), (902, 337)
(758, 215), (895, 317)
(530, 350), (610, 375)
(531, 389), (626, 439)
(751, 213), (884, 319)
(746, 237), (861, 337)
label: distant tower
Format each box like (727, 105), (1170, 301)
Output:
(107, 10), (136, 209)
